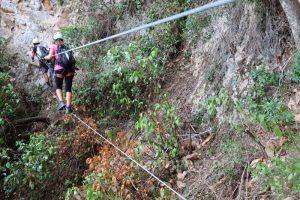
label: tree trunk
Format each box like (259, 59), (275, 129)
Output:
(0, 116), (50, 135)
(280, 0), (300, 51)
(13, 117), (50, 126)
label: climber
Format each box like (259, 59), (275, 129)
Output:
(31, 38), (51, 87)
(44, 32), (75, 113)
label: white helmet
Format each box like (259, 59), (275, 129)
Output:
(53, 32), (63, 40)
(32, 38), (40, 44)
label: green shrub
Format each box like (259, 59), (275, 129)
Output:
(65, 172), (122, 200)
(64, 0), (187, 121)
(61, 26), (89, 48)
(74, 42), (162, 119)
(250, 66), (280, 98)
(253, 157), (300, 196)
(0, 72), (19, 126)
(191, 108), (207, 130)
(147, 23), (181, 59)
(207, 92), (229, 115)
(147, 1), (182, 21)
(246, 66), (294, 137)
(251, 66), (279, 87)
(3, 133), (57, 196)
(247, 98), (294, 136)
(58, 0), (64, 6)
(135, 97), (181, 168)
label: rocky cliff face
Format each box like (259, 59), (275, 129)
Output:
(0, 0), (74, 91)
(1, 0), (56, 58)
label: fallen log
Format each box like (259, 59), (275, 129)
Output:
(13, 117), (50, 126)
(0, 116), (50, 135)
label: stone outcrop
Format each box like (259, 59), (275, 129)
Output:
(280, 0), (300, 52)
(0, 0), (73, 92)
(0, 0), (60, 61)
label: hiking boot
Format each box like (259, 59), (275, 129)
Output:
(57, 101), (65, 111)
(65, 106), (73, 114)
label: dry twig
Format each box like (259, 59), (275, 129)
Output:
(236, 164), (248, 200)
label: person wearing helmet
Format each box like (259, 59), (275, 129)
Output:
(31, 38), (51, 87)
(44, 32), (75, 113)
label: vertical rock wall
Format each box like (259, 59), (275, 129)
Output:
(1, 0), (61, 60)
(0, 0), (72, 92)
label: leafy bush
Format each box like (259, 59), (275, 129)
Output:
(250, 66), (280, 98)
(65, 172), (122, 200)
(147, 23), (181, 59)
(147, 0), (182, 21)
(246, 66), (294, 137)
(207, 92), (229, 115)
(248, 98), (294, 136)
(60, 26), (90, 48)
(251, 67), (279, 87)
(191, 108), (207, 130)
(0, 72), (19, 126)
(3, 133), (57, 197)
(135, 98), (181, 168)
(253, 157), (300, 196)
(74, 42), (163, 119)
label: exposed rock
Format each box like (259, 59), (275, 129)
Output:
(1, 1), (18, 13)
(295, 114), (300, 123)
(176, 180), (186, 189)
(288, 90), (300, 113)
(177, 171), (187, 180)
(0, 0), (69, 93)
(280, 0), (300, 52)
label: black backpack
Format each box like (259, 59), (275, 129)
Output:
(56, 45), (76, 71)
(36, 45), (49, 59)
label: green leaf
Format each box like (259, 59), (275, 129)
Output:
(5, 162), (11, 169)
(261, 121), (268, 130)
(106, 130), (113, 140)
(274, 126), (283, 138)
(235, 101), (243, 113)
(294, 161), (300, 174)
